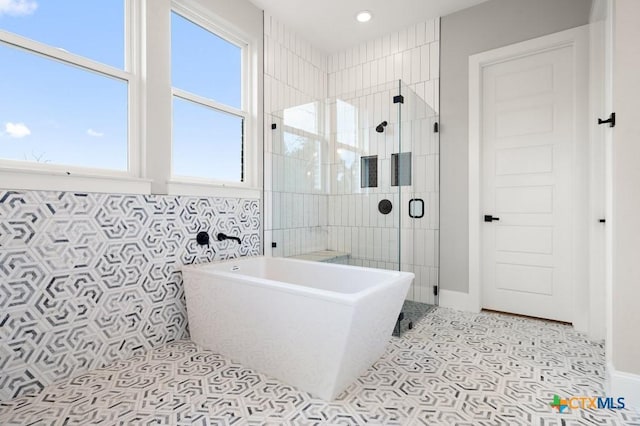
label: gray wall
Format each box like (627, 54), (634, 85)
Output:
(439, 0), (592, 293)
(612, 0), (640, 378)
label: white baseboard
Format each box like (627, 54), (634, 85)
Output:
(439, 289), (481, 313)
(607, 362), (640, 411)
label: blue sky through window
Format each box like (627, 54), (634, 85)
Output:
(0, 44), (128, 169)
(0, 0), (124, 68)
(0, 1), (245, 178)
(171, 11), (244, 182)
(0, 0), (128, 170)
(173, 97), (243, 182)
(0, 0), (126, 170)
(171, 12), (241, 109)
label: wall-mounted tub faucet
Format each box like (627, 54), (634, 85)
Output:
(217, 232), (241, 244)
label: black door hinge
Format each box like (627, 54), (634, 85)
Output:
(433, 286), (438, 296)
(434, 122), (439, 133)
(393, 95), (404, 104)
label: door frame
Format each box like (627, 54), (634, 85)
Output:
(468, 25), (591, 333)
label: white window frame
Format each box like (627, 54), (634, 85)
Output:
(0, 0), (148, 194)
(168, 2), (259, 196)
(0, 1), (261, 197)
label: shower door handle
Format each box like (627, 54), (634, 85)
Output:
(484, 215), (500, 222)
(409, 199), (424, 218)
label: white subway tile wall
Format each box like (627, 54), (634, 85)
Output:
(328, 19), (440, 106)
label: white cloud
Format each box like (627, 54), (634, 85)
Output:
(5, 122), (31, 138)
(0, 0), (38, 17)
(87, 128), (104, 137)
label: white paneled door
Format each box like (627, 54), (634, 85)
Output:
(481, 44), (575, 322)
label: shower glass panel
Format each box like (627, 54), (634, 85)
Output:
(399, 81), (440, 305)
(267, 100), (328, 259)
(265, 80), (439, 305)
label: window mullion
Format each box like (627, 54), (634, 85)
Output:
(124, 0), (133, 73)
(126, 0), (142, 177)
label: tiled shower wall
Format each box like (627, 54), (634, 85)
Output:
(263, 13), (329, 257)
(0, 190), (260, 401)
(327, 20), (441, 303)
(327, 19), (440, 106)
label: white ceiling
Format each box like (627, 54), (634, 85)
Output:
(249, 0), (490, 53)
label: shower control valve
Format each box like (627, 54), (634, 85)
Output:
(196, 231), (210, 246)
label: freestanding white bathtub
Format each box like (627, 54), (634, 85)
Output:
(182, 256), (413, 400)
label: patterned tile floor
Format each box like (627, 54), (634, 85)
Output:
(1, 307), (639, 425)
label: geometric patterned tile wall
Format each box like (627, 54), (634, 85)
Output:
(0, 190), (260, 402)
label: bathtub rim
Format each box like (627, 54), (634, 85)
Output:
(182, 256), (414, 306)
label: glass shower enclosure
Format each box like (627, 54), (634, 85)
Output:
(265, 81), (439, 305)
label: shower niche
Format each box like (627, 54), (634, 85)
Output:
(360, 156), (378, 188)
(265, 81), (440, 305)
(391, 152), (412, 187)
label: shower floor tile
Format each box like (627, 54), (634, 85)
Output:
(1, 308), (638, 425)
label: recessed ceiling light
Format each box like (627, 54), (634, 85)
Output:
(356, 11), (372, 23)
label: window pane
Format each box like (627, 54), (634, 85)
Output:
(173, 97), (243, 182)
(283, 102), (318, 134)
(337, 100), (357, 147)
(0, 0), (125, 68)
(171, 12), (241, 109)
(283, 132), (322, 191)
(0, 44), (128, 170)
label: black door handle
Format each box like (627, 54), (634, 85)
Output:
(484, 215), (500, 222)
